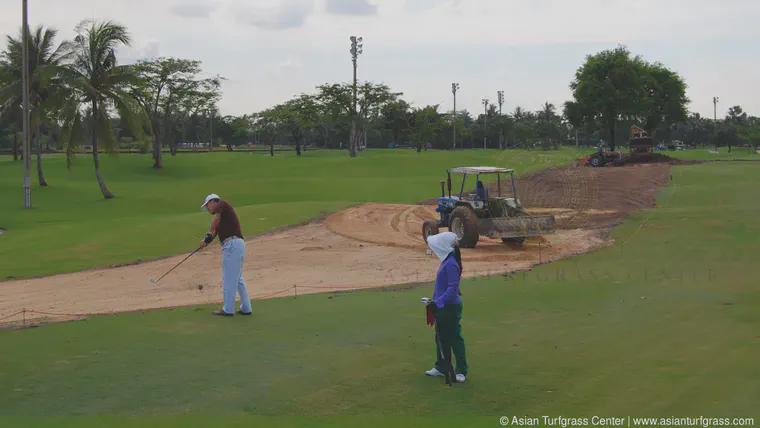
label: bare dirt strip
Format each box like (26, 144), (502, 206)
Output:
(0, 164), (671, 325)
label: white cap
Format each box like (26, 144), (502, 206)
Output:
(201, 194), (220, 211)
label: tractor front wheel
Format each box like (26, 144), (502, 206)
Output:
(422, 220), (439, 244)
(449, 207), (479, 248)
(589, 155), (603, 167)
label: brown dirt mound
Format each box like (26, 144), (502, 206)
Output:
(509, 163), (671, 228)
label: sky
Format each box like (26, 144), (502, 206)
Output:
(1, 0), (758, 119)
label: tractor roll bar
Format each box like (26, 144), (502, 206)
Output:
(511, 171), (518, 201)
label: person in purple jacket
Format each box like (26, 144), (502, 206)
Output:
(423, 232), (468, 382)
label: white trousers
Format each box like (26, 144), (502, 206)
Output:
(221, 238), (252, 314)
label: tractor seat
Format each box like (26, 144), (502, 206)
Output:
(476, 182), (489, 201)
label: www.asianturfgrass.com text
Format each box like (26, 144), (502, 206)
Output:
(499, 416), (755, 428)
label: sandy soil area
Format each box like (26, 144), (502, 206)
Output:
(0, 163), (671, 325)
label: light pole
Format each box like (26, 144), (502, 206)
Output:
(452, 83), (459, 150)
(713, 96), (719, 124)
(713, 96), (719, 149)
(482, 99), (489, 150)
(22, 0), (31, 208)
(497, 90), (504, 150)
(349, 36), (363, 157)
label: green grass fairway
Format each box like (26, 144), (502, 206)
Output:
(0, 149), (583, 279)
(661, 146), (759, 161)
(1, 161), (758, 426)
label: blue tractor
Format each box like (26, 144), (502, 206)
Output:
(422, 167), (556, 248)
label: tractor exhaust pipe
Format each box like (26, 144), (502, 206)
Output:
(447, 172), (452, 198)
(440, 181), (446, 198)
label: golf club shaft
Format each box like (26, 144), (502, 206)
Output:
(434, 319), (454, 385)
(154, 247), (201, 284)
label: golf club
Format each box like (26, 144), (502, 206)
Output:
(149, 247), (202, 285)
(434, 318), (456, 386)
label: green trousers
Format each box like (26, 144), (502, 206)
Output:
(434, 302), (468, 376)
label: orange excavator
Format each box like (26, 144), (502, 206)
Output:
(581, 125), (656, 167)
(629, 125), (655, 155)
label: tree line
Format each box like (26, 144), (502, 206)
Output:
(1, 26), (758, 200)
(243, 46), (758, 155)
(0, 21), (222, 198)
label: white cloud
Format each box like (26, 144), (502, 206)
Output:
(118, 39), (160, 63)
(170, 1), (219, 18)
(275, 58), (304, 73)
(325, 0), (377, 16)
(0, 0), (758, 118)
(230, 0), (315, 30)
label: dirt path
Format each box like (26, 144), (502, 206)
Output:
(0, 164), (671, 325)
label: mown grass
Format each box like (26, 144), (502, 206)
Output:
(0, 161), (758, 426)
(0, 148), (583, 278)
(660, 146), (759, 160)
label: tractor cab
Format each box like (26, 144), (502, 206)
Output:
(434, 167), (520, 223)
(423, 167), (555, 248)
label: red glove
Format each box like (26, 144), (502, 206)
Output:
(426, 303), (436, 326)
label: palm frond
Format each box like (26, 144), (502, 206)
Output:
(106, 87), (152, 141)
(49, 39), (75, 65)
(68, 75), (101, 101)
(59, 108), (84, 169)
(0, 96), (21, 125)
(95, 106), (118, 154)
(0, 81), (21, 106)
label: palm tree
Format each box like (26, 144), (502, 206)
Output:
(64, 20), (149, 199)
(538, 101), (557, 122)
(726, 106), (747, 125)
(685, 113), (708, 147)
(512, 106), (527, 122)
(0, 25), (72, 186)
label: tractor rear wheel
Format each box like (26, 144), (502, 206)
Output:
(449, 207), (479, 248)
(589, 155), (604, 167)
(422, 220), (439, 244)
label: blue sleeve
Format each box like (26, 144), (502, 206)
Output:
(434, 262), (460, 308)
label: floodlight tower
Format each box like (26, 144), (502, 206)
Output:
(482, 98), (489, 149)
(497, 90), (504, 149)
(349, 36), (363, 156)
(452, 83), (460, 150)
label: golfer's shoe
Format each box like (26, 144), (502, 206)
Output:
(455, 374), (466, 383)
(425, 368), (445, 377)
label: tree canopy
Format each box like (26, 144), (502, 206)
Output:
(567, 45), (689, 150)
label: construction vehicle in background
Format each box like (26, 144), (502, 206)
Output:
(581, 125), (657, 167)
(422, 167), (556, 249)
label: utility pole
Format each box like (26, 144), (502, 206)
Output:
(22, 0), (31, 208)
(482, 99), (489, 150)
(497, 90), (504, 150)
(713, 97), (719, 127)
(452, 83), (459, 150)
(349, 36), (363, 157)
(713, 96), (719, 149)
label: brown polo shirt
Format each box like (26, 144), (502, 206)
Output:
(214, 200), (243, 244)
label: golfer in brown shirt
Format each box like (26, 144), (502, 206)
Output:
(200, 194), (252, 316)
